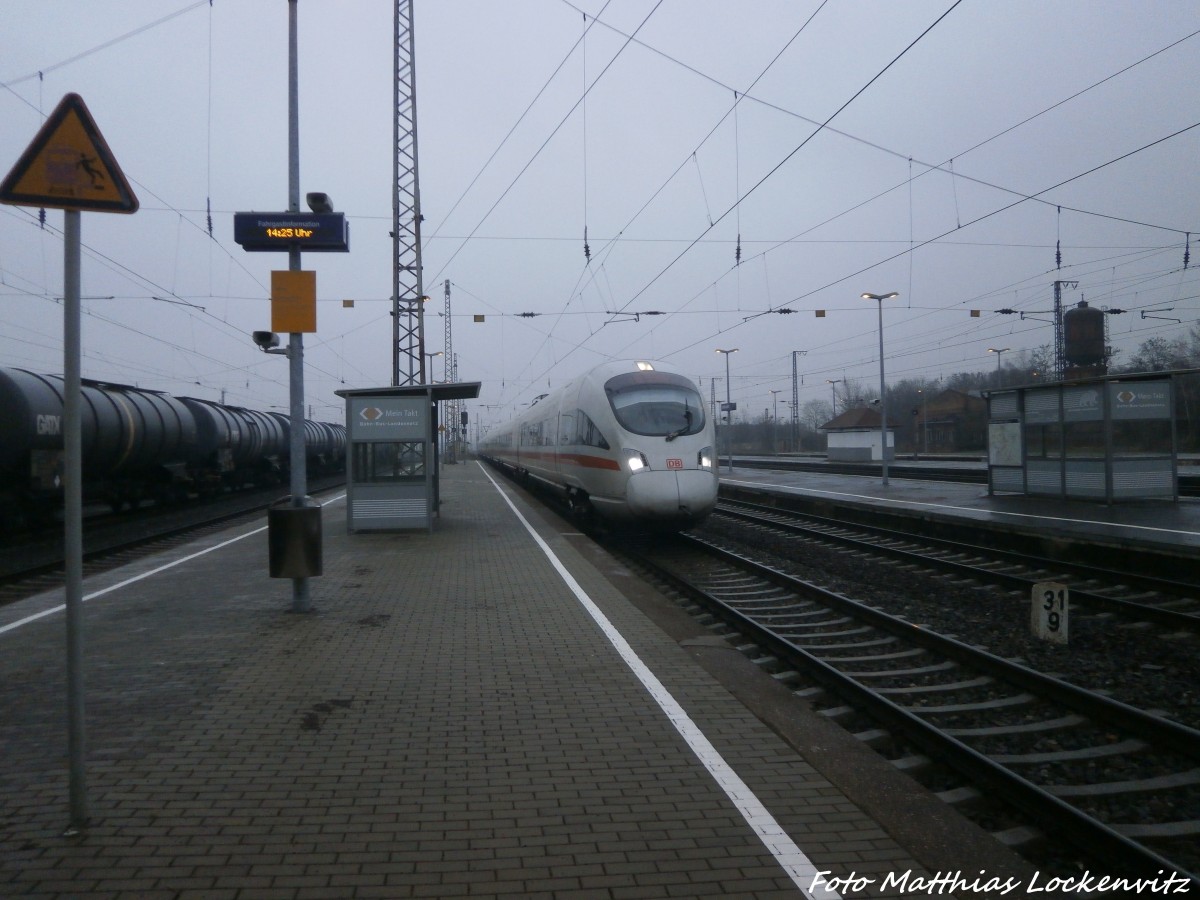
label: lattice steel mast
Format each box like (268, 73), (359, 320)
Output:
(791, 350), (806, 453)
(393, 0), (425, 386)
(444, 279), (459, 462)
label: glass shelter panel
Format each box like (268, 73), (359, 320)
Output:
(343, 392), (433, 532)
(988, 378), (1176, 502)
(352, 441), (425, 483)
(1063, 421), (1105, 459)
(1111, 419), (1171, 456)
(1024, 423), (1061, 460)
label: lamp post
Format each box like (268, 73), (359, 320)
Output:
(769, 389), (781, 454)
(917, 389), (928, 457)
(423, 350), (443, 382)
(715, 348), (737, 472)
(861, 291), (899, 485)
(826, 378), (842, 415)
(917, 386), (939, 457)
(988, 347), (1010, 384)
(423, 351), (443, 459)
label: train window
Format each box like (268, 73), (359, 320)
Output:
(606, 373), (706, 438)
(569, 409), (610, 449)
(521, 421), (546, 447)
(352, 441), (425, 482)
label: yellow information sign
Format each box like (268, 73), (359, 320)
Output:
(0, 93), (138, 213)
(272, 270), (317, 333)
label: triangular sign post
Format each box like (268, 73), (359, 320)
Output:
(0, 92), (138, 213)
(0, 93), (139, 835)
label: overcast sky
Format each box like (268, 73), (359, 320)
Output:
(3, 1), (1198, 428)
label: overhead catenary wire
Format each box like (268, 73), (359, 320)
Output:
(1, 1), (210, 88)
(656, 122), (1200, 366)
(424, 0), (650, 289)
(424, 1), (613, 252)
(485, 0), (1196, 407)
(572, 9), (1199, 241)
(3, 4), (1197, 418)
(601, 0), (967, 323)
(496, 1), (967, 407)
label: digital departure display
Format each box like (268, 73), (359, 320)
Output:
(233, 212), (349, 252)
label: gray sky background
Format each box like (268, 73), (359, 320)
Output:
(3, 1), (1198, 429)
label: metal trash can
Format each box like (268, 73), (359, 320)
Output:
(268, 496), (323, 578)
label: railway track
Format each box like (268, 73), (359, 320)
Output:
(0, 478), (345, 606)
(618, 532), (1200, 886)
(713, 498), (1200, 633)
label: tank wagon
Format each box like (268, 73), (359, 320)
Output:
(0, 367), (345, 528)
(480, 360), (717, 528)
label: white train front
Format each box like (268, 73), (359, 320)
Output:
(480, 360), (718, 528)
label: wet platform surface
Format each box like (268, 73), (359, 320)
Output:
(0, 462), (1056, 898)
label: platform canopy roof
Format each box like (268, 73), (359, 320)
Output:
(335, 382), (480, 402)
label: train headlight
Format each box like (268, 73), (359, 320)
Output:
(622, 448), (649, 472)
(698, 446), (714, 469)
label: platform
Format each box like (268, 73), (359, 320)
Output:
(1, 462), (1042, 899)
(721, 466), (1200, 561)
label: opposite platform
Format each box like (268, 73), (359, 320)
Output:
(722, 466), (1200, 559)
(1, 462), (1035, 899)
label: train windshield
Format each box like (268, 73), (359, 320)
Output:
(605, 371), (706, 438)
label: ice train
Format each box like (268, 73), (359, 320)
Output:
(479, 360), (718, 528)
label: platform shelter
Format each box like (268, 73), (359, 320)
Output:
(336, 381), (480, 531)
(986, 372), (1180, 503)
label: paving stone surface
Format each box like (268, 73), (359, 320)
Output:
(1, 463), (937, 899)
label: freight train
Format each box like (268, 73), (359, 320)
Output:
(0, 367), (345, 530)
(479, 360), (718, 528)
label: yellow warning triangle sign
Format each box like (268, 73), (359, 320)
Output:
(0, 93), (138, 214)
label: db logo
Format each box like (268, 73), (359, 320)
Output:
(666, 458), (683, 469)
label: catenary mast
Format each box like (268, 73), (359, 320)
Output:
(444, 278), (459, 463)
(393, 0), (425, 386)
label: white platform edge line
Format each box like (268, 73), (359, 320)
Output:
(0, 493), (347, 638)
(479, 463), (840, 900)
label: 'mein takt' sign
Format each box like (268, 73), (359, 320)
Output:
(349, 397), (427, 440)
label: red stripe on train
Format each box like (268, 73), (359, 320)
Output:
(559, 453), (621, 471)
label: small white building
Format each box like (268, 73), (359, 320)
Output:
(821, 407), (894, 462)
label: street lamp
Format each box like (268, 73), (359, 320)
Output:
(861, 291), (899, 485)
(423, 350), (443, 382)
(715, 348), (738, 472)
(769, 389), (782, 455)
(917, 388), (928, 457)
(825, 378), (842, 414)
(988, 347), (1010, 375)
